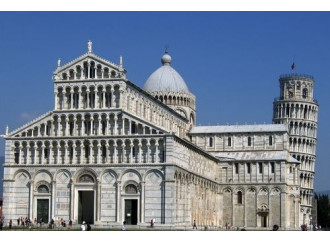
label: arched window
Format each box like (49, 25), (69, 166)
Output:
(302, 88), (308, 98)
(38, 184), (49, 193)
(209, 137), (213, 147)
(125, 184), (138, 194)
(247, 137), (252, 146)
(237, 191), (243, 204)
(79, 174), (94, 183)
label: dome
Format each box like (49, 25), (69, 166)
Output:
(144, 52), (190, 94)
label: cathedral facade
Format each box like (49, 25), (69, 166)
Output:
(1, 42), (318, 230)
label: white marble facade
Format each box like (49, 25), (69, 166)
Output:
(2, 42), (318, 230)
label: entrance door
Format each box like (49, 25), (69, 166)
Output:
(78, 191), (94, 224)
(37, 199), (49, 223)
(125, 199), (138, 225)
(261, 215), (267, 227)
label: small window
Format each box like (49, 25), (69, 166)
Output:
(247, 163), (251, 174)
(209, 137), (213, 147)
(258, 162), (263, 173)
(228, 137), (232, 147)
(290, 166), (293, 173)
(269, 136), (273, 146)
(271, 162), (275, 173)
(234, 163), (239, 174)
(248, 137), (252, 146)
(237, 191), (243, 204)
(125, 184), (138, 194)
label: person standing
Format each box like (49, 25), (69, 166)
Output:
(193, 220), (197, 230)
(69, 220), (73, 229)
(150, 219), (154, 228)
(9, 219), (12, 229)
(81, 221), (86, 231)
(121, 221), (126, 231)
(86, 223), (91, 231)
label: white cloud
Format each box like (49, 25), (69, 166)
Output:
(20, 111), (40, 122)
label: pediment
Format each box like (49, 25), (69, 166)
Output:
(53, 52), (126, 82)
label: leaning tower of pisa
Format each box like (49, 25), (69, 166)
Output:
(272, 73), (319, 227)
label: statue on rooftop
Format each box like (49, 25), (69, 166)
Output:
(88, 40), (92, 53)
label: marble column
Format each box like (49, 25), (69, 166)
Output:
(116, 181), (121, 222)
(113, 142), (117, 163)
(97, 143), (101, 164)
(19, 145), (23, 164)
(49, 145), (53, 164)
(51, 181), (56, 219)
(29, 180), (34, 219)
(97, 179), (101, 222)
(26, 144), (30, 165)
(72, 144), (77, 164)
(140, 181), (145, 223)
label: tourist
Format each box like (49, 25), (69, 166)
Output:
(81, 221), (86, 231)
(150, 219), (154, 228)
(86, 223), (91, 231)
(9, 219), (12, 229)
(152, 218), (155, 227)
(272, 224), (279, 231)
(69, 220), (73, 229)
(193, 220), (197, 230)
(121, 221), (126, 231)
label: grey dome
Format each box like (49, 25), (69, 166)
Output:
(144, 52), (190, 94)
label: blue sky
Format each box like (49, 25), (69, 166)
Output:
(0, 12), (329, 192)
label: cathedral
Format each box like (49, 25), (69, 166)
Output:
(1, 41), (318, 230)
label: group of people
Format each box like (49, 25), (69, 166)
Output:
(16, 217), (35, 227)
(301, 224), (321, 231)
(47, 217), (73, 229)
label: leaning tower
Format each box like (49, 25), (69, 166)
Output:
(272, 73), (319, 226)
